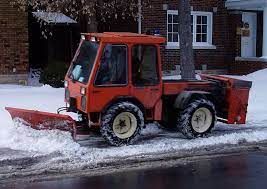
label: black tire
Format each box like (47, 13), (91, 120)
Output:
(177, 99), (216, 139)
(100, 102), (144, 146)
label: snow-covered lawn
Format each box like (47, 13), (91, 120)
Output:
(0, 69), (267, 167)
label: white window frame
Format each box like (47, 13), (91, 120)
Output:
(166, 10), (216, 49)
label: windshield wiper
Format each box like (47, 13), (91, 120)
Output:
(70, 73), (76, 83)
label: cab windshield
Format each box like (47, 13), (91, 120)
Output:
(69, 40), (99, 83)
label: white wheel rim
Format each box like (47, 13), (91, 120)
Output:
(113, 112), (137, 139)
(191, 107), (212, 133)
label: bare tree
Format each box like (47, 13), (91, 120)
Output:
(11, 0), (150, 33)
(178, 0), (196, 80)
(12, 0), (195, 79)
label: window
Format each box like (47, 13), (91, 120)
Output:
(132, 45), (159, 86)
(69, 40), (99, 84)
(167, 13), (179, 45)
(167, 10), (213, 48)
(196, 15), (208, 42)
(95, 44), (127, 86)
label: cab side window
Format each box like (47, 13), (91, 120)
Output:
(95, 44), (127, 86)
(132, 45), (159, 86)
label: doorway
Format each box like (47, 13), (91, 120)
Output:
(241, 12), (257, 57)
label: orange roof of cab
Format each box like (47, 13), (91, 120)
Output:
(83, 32), (166, 44)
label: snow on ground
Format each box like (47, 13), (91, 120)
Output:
(245, 69), (267, 123)
(0, 69), (267, 166)
(0, 85), (81, 156)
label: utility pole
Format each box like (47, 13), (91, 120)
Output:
(178, 0), (196, 80)
(138, 0), (142, 34)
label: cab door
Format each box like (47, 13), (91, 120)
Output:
(89, 44), (130, 112)
(130, 44), (162, 111)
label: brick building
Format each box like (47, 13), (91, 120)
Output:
(142, 0), (267, 75)
(0, 2), (136, 84)
(1, 0), (266, 85)
(0, 0), (29, 84)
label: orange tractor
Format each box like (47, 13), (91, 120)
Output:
(6, 32), (252, 146)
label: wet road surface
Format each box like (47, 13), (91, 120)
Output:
(3, 152), (267, 189)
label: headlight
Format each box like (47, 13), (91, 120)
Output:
(80, 87), (86, 95)
(81, 96), (87, 111)
(64, 80), (68, 88)
(90, 36), (97, 42)
(65, 89), (70, 101)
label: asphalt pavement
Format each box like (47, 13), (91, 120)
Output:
(2, 151), (267, 189)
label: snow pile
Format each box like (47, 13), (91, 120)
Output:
(53, 126), (267, 165)
(0, 85), (84, 156)
(245, 69), (267, 123)
(0, 68), (267, 161)
(1, 120), (83, 156)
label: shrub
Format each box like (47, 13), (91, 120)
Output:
(40, 60), (69, 88)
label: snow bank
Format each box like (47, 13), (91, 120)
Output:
(46, 125), (267, 164)
(0, 85), (82, 156)
(0, 69), (267, 160)
(2, 120), (83, 156)
(245, 69), (267, 123)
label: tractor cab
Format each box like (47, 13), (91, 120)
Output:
(64, 33), (166, 117)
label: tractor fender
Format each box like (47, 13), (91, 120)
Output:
(174, 91), (211, 109)
(101, 96), (145, 115)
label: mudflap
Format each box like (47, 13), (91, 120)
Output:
(5, 107), (77, 139)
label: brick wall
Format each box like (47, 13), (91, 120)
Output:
(0, 0), (28, 77)
(142, 0), (238, 72)
(230, 59), (267, 75)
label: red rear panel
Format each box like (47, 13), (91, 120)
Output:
(200, 74), (252, 124)
(226, 84), (251, 124)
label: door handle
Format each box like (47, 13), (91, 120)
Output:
(150, 88), (159, 91)
(92, 90), (102, 94)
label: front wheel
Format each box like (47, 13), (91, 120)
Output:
(177, 99), (216, 139)
(100, 102), (144, 146)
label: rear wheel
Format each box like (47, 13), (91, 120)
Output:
(177, 99), (216, 139)
(100, 102), (144, 146)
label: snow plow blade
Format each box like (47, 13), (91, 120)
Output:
(5, 107), (77, 139)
